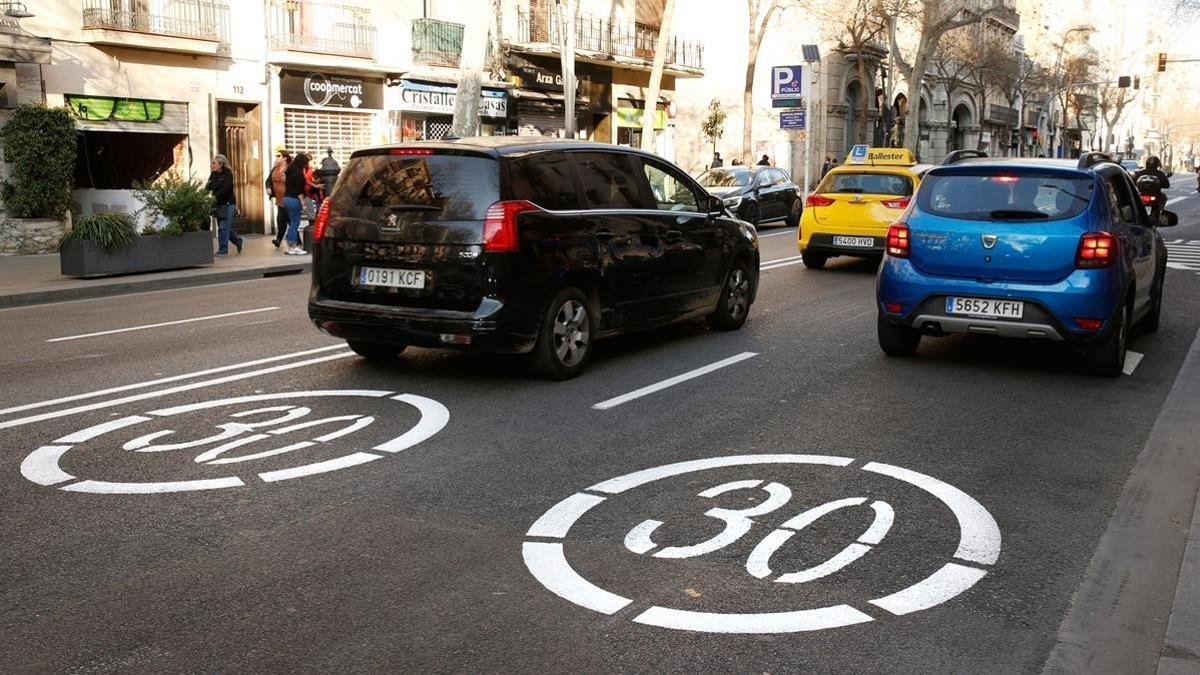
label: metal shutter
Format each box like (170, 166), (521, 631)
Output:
(283, 108), (374, 167)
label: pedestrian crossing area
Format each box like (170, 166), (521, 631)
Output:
(1165, 240), (1200, 276)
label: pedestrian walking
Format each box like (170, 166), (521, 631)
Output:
(268, 145), (290, 248)
(757, 154), (771, 166)
(821, 156), (834, 177)
(710, 151), (724, 168)
(206, 154), (242, 256)
(317, 147), (341, 201)
(282, 153), (311, 256)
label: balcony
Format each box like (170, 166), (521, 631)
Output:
(81, 0), (230, 55)
(516, 8), (703, 75)
(986, 104), (1019, 126)
(268, 0), (376, 60)
(1024, 108), (1040, 128)
(412, 18), (464, 68)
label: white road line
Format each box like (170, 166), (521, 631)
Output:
(632, 604), (874, 633)
(0, 345), (347, 417)
(0, 351), (354, 431)
(258, 451), (383, 482)
(1123, 351), (1144, 376)
(1165, 196), (1192, 206)
(758, 229), (798, 238)
(46, 307), (281, 343)
(592, 352), (758, 410)
(869, 563), (988, 615)
(522, 542), (633, 615)
(761, 259), (807, 272)
(761, 254), (803, 265)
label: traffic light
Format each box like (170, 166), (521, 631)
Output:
(1158, 52), (1168, 72)
(1010, 129), (1021, 147)
(1134, 76), (1140, 89)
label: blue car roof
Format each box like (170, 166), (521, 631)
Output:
(926, 157), (1103, 178)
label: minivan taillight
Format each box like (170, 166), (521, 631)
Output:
(806, 194), (834, 208)
(483, 200), (539, 252)
(886, 223), (910, 257)
(1076, 232), (1117, 268)
(312, 200), (331, 242)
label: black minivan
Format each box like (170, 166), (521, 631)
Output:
(307, 137), (760, 379)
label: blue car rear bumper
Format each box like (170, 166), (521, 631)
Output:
(876, 257), (1124, 341)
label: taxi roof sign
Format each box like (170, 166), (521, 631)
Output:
(846, 145), (916, 166)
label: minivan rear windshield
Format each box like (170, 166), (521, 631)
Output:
(916, 173), (1094, 221)
(818, 172), (912, 196)
(331, 153), (499, 222)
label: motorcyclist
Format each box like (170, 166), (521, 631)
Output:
(1133, 155), (1170, 191)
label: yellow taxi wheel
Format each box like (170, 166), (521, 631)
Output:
(801, 251), (827, 270)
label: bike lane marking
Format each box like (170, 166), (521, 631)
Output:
(523, 454), (1001, 634)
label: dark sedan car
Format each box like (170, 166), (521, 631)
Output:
(697, 166), (803, 228)
(308, 137), (760, 380)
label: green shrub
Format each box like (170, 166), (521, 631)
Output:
(1, 105), (78, 219)
(61, 212), (137, 252)
(133, 173), (214, 234)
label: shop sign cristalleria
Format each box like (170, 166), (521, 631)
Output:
(396, 80), (508, 118)
(280, 70), (384, 110)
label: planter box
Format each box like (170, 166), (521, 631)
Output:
(60, 230), (214, 278)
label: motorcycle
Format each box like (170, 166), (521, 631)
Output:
(1135, 175), (1179, 228)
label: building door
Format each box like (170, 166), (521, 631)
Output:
(217, 102), (264, 234)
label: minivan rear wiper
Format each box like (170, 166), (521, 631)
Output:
(989, 209), (1048, 220)
(388, 204), (442, 212)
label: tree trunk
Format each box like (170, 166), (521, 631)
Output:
(742, 0), (779, 163)
(640, 0), (676, 152)
(559, 0), (577, 137)
(903, 45), (934, 156)
(452, 0), (492, 137)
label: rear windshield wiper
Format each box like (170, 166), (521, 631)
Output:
(838, 188), (864, 193)
(388, 204), (442, 212)
(989, 209), (1048, 220)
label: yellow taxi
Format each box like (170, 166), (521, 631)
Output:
(798, 146), (931, 269)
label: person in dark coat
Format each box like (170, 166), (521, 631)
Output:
(710, 152), (723, 168)
(205, 154), (242, 255)
(757, 154), (771, 166)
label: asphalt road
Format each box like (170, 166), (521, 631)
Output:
(2, 182), (1199, 673)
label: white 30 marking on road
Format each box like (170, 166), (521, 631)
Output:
(45, 307), (280, 342)
(523, 454), (1001, 634)
(20, 390), (449, 494)
(1123, 351), (1144, 376)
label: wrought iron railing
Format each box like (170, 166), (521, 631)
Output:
(82, 0), (229, 43)
(268, 0), (376, 59)
(517, 8), (703, 70)
(412, 18), (464, 67)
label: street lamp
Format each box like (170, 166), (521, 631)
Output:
(801, 44), (820, 198)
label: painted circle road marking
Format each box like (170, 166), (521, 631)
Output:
(20, 390), (449, 494)
(522, 454), (1001, 634)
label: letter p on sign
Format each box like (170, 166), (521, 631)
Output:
(771, 66), (804, 100)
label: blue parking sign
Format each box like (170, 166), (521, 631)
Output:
(771, 66), (805, 99)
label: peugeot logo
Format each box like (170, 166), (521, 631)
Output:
(982, 234), (998, 249)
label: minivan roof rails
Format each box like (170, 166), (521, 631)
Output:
(1077, 152), (1115, 170)
(941, 150), (988, 165)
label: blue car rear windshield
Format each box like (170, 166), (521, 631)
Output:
(917, 173), (1094, 221)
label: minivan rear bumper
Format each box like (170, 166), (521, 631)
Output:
(308, 290), (539, 353)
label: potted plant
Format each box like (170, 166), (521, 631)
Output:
(0, 105), (77, 254)
(59, 175), (215, 277)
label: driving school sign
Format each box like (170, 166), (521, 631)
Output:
(280, 70), (384, 110)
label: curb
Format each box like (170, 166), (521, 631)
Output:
(1043, 325), (1200, 674)
(0, 262), (310, 309)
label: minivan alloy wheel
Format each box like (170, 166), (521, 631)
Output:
(553, 300), (590, 366)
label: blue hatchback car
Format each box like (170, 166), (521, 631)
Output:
(876, 151), (1169, 376)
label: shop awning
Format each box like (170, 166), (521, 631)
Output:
(65, 96), (189, 134)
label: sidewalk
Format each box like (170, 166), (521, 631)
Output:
(0, 235), (310, 308)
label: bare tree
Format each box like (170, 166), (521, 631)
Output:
(991, 50), (1046, 155)
(885, 0), (1005, 155)
(1055, 53), (1097, 157)
(641, 0), (677, 152)
(743, 0), (784, 161)
(816, 0), (887, 144)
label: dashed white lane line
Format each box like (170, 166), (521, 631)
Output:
(593, 352), (758, 410)
(45, 307), (280, 342)
(1123, 351), (1144, 376)
(0, 345), (347, 418)
(1165, 196), (1192, 206)
(758, 229), (799, 238)
(0, 351), (354, 431)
